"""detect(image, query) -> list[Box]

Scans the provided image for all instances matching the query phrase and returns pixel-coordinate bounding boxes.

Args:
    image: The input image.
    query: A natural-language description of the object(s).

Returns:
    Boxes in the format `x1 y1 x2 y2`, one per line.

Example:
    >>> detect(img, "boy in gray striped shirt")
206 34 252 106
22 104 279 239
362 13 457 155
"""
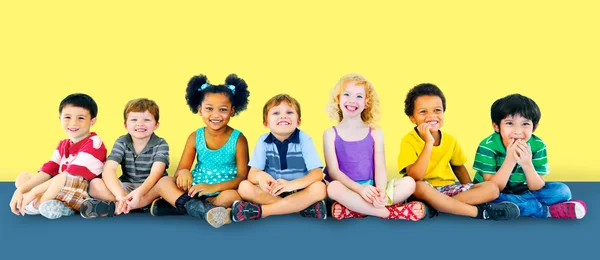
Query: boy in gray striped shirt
80 98 170 218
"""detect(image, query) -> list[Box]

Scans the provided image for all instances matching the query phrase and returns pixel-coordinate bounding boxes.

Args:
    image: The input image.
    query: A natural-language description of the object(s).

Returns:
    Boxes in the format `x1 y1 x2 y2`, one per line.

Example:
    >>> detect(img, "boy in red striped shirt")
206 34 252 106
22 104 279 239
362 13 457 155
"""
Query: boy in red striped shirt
9 93 107 219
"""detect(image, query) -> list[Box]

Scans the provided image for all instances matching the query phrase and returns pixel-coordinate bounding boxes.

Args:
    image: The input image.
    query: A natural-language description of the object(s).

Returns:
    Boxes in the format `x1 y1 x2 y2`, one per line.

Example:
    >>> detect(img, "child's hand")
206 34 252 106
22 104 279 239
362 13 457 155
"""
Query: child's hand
176 171 193 191
270 179 295 196
9 190 24 216
257 173 276 193
188 184 219 197
372 189 387 209
124 189 143 211
19 192 37 216
514 140 533 166
359 185 380 204
505 138 519 162
114 195 129 215
417 123 435 144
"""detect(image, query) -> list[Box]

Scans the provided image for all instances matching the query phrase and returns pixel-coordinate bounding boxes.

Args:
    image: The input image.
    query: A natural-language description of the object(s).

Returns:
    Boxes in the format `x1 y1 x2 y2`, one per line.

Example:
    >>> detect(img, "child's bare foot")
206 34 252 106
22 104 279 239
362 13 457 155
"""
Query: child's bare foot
331 202 366 220
385 201 425 221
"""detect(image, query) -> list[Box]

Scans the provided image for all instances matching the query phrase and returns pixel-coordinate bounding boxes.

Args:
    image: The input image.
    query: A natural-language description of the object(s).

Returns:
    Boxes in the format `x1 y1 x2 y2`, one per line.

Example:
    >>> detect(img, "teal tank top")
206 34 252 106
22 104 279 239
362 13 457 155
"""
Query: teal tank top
191 127 240 195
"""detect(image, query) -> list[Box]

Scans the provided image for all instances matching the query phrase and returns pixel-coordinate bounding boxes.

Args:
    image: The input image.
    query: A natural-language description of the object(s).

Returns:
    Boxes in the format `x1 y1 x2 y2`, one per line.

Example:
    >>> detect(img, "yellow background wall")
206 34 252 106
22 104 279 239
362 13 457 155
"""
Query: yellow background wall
1 1 598 181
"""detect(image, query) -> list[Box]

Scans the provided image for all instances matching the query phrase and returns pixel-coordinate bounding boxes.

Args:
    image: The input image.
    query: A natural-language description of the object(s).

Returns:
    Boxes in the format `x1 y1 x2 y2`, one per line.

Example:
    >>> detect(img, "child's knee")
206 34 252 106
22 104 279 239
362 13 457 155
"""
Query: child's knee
237 180 255 199
306 181 327 200
326 181 344 200
413 181 433 198
396 177 416 193
88 178 104 196
480 181 500 199
157 176 175 187
544 182 572 202
215 190 241 207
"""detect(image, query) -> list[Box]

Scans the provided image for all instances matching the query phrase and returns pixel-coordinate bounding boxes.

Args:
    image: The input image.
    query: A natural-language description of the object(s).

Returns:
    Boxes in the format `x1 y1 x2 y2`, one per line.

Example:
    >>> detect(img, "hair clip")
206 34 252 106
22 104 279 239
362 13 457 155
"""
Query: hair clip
227 85 236 94
198 83 210 91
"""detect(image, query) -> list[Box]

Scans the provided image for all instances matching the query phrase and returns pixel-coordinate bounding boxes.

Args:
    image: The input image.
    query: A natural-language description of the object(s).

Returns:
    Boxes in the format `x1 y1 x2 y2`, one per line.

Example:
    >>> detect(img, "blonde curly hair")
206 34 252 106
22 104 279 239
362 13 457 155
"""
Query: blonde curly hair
326 74 380 126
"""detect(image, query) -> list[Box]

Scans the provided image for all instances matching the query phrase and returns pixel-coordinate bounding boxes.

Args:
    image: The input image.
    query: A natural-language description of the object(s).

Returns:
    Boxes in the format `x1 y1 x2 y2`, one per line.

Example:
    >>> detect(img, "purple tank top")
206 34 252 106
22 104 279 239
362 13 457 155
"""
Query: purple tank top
324 126 375 182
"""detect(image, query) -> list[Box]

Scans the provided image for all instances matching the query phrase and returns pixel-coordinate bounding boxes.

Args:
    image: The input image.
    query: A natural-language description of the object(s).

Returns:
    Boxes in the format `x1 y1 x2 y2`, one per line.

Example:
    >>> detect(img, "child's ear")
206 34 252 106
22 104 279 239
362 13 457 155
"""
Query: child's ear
297 118 301 127
409 116 416 124
90 118 97 126
263 121 268 127
533 123 539 132
155 122 160 130
230 107 236 117
492 123 500 133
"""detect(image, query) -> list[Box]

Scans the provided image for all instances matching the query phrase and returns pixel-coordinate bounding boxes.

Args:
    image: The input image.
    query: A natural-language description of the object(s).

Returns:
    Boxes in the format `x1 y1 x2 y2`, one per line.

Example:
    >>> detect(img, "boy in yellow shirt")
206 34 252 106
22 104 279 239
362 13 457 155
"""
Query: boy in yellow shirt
398 83 519 220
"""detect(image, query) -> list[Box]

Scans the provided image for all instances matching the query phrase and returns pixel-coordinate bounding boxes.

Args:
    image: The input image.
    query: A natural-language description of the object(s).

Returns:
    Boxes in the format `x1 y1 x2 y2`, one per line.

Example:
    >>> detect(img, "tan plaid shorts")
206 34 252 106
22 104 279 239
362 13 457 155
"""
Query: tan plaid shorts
56 173 90 211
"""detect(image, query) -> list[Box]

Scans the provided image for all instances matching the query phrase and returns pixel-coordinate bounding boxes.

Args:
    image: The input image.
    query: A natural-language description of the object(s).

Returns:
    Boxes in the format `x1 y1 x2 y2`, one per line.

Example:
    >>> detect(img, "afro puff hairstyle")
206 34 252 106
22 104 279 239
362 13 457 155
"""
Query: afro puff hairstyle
185 73 250 115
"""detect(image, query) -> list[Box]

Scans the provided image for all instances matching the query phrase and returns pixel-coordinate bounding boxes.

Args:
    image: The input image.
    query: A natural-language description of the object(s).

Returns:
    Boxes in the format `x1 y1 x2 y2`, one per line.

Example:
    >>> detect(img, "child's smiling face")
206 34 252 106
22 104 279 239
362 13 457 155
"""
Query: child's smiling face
409 95 445 131
199 93 234 131
60 104 96 143
125 110 159 141
338 82 367 119
264 101 300 140
494 114 535 148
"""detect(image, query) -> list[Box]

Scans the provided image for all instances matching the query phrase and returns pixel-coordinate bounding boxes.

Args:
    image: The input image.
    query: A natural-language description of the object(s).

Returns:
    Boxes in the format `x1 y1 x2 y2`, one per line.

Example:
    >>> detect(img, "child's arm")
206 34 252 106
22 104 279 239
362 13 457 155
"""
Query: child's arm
372 129 389 204
451 165 472 184
322 129 362 192
102 160 128 199
27 177 53 197
248 167 276 193
14 172 52 195
10 171 53 214
404 125 435 181
174 131 197 191
482 139 517 190
272 168 323 195
514 140 545 190
405 144 433 182
17 176 57 215
126 161 167 207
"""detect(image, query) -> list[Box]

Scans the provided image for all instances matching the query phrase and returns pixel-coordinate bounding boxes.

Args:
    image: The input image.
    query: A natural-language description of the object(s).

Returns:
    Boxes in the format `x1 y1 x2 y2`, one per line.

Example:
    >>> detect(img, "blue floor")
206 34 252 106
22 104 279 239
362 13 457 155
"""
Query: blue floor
0 182 597 260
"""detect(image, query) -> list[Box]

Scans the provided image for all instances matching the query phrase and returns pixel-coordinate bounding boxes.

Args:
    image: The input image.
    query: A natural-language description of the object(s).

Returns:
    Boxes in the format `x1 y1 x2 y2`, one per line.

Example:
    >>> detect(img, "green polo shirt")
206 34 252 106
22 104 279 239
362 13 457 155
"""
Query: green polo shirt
472 132 549 194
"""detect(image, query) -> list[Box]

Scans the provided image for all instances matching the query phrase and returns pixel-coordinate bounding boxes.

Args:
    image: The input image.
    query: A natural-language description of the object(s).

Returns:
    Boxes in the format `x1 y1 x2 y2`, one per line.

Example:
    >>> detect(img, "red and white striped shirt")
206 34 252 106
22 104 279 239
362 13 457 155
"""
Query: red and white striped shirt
39 132 107 181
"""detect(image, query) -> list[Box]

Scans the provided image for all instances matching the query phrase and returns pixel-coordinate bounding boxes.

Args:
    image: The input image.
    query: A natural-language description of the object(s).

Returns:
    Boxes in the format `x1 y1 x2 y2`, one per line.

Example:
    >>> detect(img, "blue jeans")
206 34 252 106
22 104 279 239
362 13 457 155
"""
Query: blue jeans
491 182 572 218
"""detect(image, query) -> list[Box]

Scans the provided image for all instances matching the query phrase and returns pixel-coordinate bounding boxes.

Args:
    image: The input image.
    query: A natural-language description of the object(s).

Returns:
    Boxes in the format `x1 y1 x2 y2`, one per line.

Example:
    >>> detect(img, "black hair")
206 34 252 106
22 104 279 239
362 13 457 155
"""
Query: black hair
185 73 250 115
491 94 541 131
59 93 98 118
404 83 446 116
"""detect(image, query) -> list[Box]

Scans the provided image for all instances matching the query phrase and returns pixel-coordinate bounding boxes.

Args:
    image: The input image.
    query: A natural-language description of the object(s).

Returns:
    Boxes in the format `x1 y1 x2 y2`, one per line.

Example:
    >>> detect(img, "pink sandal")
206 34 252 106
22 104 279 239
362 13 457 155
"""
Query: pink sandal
331 202 366 220
386 201 426 221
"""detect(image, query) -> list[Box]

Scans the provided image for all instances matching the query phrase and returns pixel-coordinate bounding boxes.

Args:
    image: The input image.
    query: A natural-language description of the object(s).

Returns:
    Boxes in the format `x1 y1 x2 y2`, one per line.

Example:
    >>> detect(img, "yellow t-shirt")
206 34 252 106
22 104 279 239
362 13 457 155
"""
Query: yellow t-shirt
397 129 467 187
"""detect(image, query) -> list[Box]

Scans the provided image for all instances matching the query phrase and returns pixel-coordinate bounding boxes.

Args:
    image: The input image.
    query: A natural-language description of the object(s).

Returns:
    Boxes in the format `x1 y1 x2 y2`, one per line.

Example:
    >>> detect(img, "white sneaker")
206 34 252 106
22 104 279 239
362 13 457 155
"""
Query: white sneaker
39 200 75 219
23 199 40 215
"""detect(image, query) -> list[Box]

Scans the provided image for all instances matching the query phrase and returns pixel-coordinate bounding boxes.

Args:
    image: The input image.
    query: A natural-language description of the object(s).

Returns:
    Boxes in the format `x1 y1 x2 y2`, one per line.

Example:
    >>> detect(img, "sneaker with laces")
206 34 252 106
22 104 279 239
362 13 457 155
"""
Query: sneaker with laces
231 200 262 222
549 200 587 219
478 202 520 220
300 200 327 219
39 200 75 219
80 198 116 219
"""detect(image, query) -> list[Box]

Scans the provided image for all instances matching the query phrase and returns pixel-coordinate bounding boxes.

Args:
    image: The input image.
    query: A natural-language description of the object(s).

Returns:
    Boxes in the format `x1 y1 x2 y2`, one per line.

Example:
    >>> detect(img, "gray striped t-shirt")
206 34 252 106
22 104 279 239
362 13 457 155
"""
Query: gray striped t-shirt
107 133 169 183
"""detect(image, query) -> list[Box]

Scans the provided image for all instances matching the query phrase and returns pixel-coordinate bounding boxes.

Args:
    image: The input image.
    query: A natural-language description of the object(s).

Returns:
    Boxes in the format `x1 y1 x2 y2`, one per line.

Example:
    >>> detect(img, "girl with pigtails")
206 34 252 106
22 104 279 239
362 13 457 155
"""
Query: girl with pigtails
149 74 251 228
